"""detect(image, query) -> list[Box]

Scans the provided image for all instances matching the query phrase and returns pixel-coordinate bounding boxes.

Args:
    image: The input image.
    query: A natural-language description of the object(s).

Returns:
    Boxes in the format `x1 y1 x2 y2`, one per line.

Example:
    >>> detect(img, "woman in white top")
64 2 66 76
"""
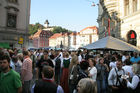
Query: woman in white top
88 58 97 81
125 64 140 92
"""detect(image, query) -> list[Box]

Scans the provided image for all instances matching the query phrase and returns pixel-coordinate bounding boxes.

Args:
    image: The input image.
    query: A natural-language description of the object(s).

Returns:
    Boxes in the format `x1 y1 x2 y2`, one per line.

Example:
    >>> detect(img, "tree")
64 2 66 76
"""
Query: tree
52 26 72 34
29 23 44 35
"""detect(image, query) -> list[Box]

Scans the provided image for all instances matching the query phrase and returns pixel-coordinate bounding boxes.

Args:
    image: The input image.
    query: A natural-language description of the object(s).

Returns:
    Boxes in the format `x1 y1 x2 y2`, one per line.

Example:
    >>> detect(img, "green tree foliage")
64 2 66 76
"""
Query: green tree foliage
52 26 72 34
29 23 44 35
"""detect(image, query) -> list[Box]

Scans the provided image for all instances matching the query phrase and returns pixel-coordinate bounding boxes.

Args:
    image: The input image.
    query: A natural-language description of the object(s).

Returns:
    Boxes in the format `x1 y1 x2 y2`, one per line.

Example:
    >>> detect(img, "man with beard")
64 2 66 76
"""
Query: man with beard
108 59 127 93
0 54 22 93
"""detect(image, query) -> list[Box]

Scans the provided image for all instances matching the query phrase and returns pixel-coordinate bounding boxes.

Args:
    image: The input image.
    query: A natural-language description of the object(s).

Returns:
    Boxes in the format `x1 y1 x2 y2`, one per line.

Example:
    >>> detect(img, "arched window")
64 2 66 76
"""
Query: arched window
127 30 137 46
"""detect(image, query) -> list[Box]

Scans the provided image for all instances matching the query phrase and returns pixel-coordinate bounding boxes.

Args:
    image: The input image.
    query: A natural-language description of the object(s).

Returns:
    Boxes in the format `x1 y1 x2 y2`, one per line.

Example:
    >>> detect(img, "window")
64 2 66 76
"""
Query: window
127 30 137 46
124 0 129 16
133 0 138 12
8 0 18 3
7 13 17 28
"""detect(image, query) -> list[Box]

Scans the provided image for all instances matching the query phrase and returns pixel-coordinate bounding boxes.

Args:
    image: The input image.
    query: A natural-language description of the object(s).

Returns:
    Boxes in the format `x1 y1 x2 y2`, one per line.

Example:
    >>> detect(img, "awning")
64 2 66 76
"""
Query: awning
0 43 10 48
82 36 140 52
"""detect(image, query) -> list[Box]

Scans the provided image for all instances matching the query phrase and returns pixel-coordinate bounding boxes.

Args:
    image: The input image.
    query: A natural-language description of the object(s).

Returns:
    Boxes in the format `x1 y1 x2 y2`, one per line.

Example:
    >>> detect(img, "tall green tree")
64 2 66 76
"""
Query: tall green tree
29 23 44 35
52 26 72 34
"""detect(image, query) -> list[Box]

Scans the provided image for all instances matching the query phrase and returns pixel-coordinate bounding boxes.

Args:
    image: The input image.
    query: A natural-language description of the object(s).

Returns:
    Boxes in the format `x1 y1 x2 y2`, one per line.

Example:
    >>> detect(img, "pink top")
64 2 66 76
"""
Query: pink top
21 57 33 81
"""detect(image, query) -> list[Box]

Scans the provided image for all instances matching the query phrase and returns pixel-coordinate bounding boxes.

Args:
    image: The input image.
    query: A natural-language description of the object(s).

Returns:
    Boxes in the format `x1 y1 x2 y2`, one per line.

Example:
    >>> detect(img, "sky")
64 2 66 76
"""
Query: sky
30 0 99 32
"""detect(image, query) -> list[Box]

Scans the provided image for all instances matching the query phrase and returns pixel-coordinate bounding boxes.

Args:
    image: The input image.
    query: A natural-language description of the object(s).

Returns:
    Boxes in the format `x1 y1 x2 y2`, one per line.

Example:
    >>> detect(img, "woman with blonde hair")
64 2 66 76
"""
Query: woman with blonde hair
69 53 78 70
69 54 79 93
77 78 97 93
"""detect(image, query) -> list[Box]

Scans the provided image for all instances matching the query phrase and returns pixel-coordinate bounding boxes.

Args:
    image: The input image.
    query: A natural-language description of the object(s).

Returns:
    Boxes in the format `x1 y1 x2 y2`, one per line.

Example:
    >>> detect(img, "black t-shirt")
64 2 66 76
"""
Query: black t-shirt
36 56 54 78
34 79 58 93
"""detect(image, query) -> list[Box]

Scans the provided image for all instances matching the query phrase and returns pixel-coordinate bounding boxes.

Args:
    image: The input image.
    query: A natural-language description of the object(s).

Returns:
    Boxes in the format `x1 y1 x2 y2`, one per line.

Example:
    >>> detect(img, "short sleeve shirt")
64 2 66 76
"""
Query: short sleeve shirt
130 57 140 63
0 69 22 93
22 57 33 81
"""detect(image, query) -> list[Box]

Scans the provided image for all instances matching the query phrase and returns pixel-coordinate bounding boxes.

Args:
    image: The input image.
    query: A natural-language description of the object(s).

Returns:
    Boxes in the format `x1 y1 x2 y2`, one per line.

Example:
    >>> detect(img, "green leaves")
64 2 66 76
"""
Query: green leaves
28 23 44 35
52 26 68 34
28 23 72 35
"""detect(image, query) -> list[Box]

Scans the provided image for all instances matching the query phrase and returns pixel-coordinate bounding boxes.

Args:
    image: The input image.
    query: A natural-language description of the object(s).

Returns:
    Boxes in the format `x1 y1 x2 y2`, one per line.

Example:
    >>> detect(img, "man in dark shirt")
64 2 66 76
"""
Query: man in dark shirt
36 50 54 79
32 66 64 93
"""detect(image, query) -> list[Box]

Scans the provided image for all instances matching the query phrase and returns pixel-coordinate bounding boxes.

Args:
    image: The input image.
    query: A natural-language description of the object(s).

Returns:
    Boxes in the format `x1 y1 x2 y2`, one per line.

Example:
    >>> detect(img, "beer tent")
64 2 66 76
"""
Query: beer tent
82 36 140 52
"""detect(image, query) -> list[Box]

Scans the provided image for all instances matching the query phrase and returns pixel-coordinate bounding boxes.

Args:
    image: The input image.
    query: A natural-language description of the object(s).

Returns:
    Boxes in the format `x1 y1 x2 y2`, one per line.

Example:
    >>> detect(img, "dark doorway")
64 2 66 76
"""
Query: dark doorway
127 30 137 46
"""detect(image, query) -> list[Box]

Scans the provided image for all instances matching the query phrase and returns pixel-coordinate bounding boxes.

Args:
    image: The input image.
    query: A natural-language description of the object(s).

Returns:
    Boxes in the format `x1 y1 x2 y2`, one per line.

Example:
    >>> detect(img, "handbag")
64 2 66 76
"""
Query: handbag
69 66 75 80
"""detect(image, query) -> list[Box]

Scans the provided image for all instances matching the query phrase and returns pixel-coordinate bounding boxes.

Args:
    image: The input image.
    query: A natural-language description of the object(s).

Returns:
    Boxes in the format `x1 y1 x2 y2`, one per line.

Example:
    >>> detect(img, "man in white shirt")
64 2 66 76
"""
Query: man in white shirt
108 59 127 93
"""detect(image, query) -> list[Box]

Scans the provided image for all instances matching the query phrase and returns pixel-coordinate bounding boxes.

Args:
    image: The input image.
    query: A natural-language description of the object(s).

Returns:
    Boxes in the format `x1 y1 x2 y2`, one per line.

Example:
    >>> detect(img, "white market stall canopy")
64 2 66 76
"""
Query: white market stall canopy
82 36 140 51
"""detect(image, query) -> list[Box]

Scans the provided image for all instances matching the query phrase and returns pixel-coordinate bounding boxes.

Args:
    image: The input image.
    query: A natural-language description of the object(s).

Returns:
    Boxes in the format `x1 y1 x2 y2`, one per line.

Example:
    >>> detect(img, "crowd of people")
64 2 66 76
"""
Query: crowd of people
0 47 140 93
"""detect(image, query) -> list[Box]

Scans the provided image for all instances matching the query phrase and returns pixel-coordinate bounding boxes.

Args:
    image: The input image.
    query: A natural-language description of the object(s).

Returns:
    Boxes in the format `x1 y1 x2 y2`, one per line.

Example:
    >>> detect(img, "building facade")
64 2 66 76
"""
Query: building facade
78 26 99 47
32 29 53 48
49 33 62 48
49 33 71 49
49 26 98 49
98 0 140 47
0 0 31 48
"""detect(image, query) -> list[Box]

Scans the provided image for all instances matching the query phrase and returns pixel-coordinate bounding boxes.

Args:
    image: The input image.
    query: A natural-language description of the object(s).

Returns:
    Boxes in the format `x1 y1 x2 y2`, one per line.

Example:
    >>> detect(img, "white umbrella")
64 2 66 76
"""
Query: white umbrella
82 36 140 51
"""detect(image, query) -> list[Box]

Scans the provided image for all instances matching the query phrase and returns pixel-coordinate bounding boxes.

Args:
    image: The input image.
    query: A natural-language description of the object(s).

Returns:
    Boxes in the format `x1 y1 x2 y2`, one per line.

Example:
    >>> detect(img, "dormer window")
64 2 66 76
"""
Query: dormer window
8 0 18 3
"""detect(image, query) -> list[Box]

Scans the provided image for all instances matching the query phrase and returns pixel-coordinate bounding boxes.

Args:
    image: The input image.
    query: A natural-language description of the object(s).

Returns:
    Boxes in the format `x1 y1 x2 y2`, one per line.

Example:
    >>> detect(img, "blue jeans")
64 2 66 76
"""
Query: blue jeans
97 79 106 93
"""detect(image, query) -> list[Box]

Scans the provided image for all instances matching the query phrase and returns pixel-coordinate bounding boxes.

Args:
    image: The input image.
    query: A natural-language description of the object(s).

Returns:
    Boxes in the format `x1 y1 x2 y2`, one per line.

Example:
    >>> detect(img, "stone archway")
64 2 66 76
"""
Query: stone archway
127 30 137 46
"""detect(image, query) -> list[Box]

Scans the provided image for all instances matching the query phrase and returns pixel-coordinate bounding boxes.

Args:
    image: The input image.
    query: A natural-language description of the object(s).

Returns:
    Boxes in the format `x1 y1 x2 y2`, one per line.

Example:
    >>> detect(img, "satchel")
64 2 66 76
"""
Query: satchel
69 66 75 80
115 68 127 88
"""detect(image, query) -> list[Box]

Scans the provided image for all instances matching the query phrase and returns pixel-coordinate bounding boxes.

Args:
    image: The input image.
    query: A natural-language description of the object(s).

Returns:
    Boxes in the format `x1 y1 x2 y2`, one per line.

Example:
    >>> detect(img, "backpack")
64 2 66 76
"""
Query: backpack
77 65 88 81
69 65 88 85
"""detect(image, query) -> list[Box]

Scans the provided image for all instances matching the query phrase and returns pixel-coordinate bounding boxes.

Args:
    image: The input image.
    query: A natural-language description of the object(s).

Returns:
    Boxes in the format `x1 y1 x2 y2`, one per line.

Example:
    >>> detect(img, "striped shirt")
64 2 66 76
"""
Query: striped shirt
21 57 33 81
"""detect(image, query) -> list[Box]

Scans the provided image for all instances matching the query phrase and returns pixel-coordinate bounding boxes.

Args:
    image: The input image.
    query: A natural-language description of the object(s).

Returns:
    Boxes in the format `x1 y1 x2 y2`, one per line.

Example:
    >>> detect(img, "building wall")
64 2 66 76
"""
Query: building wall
79 27 98 47
48 27 98 49
49 39 56 47
69 33 77 49
32 30 53 48
98 0 140 47
0 0 31 48
55 36 61 48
